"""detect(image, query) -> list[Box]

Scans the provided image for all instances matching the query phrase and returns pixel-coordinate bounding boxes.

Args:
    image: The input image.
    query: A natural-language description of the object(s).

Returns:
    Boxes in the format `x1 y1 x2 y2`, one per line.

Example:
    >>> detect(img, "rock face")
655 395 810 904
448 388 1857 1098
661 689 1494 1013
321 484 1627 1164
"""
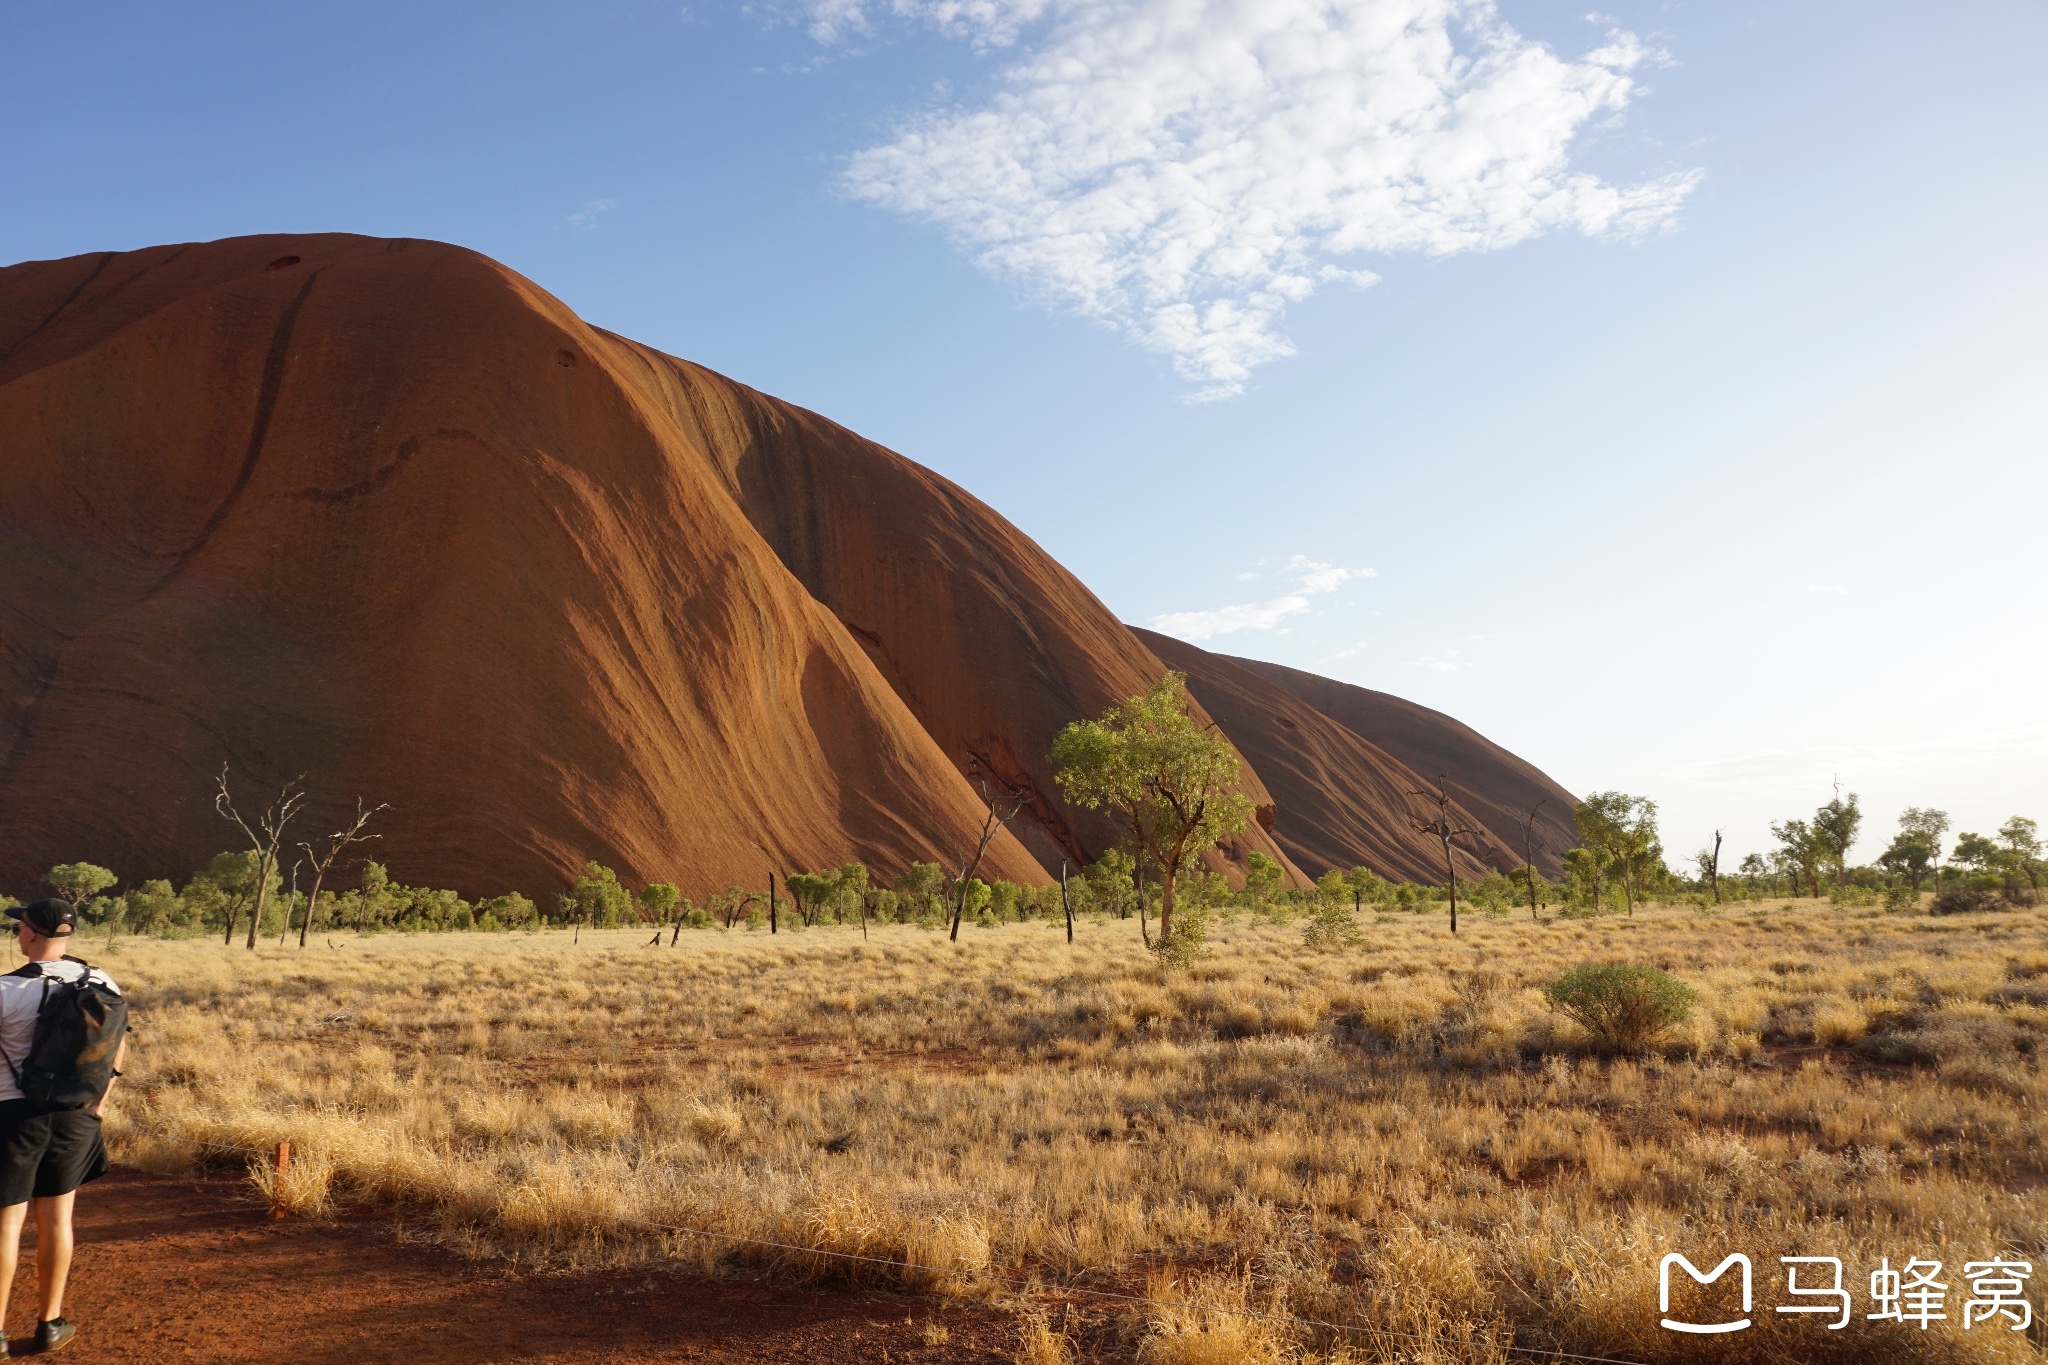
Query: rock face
0 233 1573 901
1136 631 1578 880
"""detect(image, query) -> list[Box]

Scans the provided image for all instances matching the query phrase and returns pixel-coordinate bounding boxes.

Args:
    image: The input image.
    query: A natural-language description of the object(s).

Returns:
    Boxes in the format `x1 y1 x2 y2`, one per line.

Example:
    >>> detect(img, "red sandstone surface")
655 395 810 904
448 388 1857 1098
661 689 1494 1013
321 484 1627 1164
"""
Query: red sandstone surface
0 233 1573 898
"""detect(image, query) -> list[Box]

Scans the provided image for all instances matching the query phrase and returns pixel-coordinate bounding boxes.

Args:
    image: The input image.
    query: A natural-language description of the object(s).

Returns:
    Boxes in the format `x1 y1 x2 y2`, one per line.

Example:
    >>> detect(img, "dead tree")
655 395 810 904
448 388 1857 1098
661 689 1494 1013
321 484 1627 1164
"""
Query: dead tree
1521 800 1548 922
280 860 300 947
295 799 387 948
1709 829 1723 904
1408 774 1478 936
1061 860 1074 944
216 767 308 950
948 771 1027 942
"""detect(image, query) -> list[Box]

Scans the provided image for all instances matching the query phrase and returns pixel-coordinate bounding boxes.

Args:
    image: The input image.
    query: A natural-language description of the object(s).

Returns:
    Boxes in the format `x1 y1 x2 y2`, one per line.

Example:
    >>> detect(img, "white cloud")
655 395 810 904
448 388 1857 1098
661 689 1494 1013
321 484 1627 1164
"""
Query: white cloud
821 0 1697 397
1150 553 1372 640
569 198 618 230
1412 649 1464 672
1154 595 1312 639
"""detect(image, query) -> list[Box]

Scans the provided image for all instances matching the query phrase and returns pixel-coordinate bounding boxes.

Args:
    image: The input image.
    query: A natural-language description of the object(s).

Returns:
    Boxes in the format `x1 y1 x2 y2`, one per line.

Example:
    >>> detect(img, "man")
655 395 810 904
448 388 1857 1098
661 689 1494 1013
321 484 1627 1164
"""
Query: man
0 899 123 1355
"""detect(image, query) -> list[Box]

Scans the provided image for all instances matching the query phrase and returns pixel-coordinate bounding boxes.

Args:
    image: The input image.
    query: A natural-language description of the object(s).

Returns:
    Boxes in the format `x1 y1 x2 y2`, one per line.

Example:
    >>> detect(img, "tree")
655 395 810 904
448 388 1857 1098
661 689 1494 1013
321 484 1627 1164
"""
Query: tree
947 770 1027 942
1241 852 1284 904
567 862 633 928
1409 775 1478 934
1899 807 1950 888
640 882 682 924
1520 801 1549 921
1052 673 1254 952
835 863 870 927
206 849 276 942
1877 831 1935 895
295 799 386 947
1692 830 1722 903
1951 832 2003 876
1736 851 1768 895
1997 816 2042 895
215 767 308 949
1576 792 1661 916
44 863 117 906
784 872 836 927
1769 818 1824 898
898 862 943 915
1811 792 1863 890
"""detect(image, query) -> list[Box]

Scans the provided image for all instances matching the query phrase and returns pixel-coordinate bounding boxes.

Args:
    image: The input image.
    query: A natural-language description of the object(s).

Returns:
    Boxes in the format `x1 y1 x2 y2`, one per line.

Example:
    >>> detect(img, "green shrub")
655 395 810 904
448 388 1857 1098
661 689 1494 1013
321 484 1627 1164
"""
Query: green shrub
1151 906 1211 968
1301 900 1363 951
1542 963 1698 1054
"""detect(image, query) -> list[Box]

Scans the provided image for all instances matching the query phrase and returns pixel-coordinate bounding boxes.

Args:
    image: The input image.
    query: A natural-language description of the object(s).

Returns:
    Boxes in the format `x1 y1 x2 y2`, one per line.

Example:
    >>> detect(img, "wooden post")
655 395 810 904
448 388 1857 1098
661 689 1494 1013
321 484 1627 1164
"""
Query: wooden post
271 1141 291 1220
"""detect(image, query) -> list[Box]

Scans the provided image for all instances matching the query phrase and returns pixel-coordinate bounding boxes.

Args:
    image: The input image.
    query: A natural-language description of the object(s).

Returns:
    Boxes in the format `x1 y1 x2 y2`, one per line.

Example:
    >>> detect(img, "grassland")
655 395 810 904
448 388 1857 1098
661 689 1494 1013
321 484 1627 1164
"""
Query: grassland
98 899 2048 1363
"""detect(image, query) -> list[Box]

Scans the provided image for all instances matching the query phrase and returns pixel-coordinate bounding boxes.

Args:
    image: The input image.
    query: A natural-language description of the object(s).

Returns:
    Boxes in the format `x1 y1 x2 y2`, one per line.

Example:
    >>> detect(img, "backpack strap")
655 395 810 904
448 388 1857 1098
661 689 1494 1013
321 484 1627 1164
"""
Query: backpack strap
0 975 52 1095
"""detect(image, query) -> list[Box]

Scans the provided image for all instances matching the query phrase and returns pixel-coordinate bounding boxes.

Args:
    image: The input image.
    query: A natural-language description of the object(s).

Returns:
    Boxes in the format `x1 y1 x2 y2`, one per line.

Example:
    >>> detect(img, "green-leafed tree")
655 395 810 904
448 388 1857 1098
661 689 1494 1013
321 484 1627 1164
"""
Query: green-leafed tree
1997 816 2042 895
1575 792 1662 916
1343 866 1387 913
834 862 870 924
1877 831 1935 895
1898 807 1951 889
568 862 633 927
1811 793 1863 890
895 862 945 924
640 882 682 924
1083 849 1136 918
784 872 837 927
1052 673 1255 954
1951 832 2003 876
1241 851 1283 904
1769 818 1825 898
44 863 116 905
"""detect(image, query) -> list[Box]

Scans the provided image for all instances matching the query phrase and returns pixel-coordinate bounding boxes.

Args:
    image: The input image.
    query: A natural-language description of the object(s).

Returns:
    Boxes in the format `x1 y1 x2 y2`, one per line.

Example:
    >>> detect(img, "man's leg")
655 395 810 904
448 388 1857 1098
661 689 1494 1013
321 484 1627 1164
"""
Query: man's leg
31 1192 74 1323
0 1201 27 1327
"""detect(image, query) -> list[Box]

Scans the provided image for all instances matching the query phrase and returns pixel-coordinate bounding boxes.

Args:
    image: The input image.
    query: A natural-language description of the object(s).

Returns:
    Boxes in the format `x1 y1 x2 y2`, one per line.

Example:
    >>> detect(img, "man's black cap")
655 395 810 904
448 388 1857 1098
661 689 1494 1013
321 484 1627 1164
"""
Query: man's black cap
4 899 76 937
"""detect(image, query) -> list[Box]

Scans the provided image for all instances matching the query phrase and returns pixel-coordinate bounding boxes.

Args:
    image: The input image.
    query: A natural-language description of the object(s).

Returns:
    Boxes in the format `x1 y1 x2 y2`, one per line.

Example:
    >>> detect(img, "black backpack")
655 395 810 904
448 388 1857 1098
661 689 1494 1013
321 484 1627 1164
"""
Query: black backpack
0 956 128 1112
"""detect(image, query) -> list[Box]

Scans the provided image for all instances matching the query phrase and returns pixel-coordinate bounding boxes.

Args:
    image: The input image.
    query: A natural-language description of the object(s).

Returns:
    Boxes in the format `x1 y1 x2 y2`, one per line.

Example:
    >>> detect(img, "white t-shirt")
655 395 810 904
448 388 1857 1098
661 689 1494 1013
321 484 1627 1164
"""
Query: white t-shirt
0 958 122 1105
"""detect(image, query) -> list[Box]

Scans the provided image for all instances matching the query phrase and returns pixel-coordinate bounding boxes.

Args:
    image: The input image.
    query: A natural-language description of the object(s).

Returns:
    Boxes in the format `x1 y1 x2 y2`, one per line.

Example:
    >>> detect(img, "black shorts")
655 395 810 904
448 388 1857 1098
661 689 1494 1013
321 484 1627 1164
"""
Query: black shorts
0 1100 108 1205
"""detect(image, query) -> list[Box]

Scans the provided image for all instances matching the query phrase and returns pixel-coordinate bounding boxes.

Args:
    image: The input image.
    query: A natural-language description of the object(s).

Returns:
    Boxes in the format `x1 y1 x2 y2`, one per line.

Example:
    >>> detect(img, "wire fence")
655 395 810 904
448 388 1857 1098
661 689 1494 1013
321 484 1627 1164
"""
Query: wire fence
118 1125 1649 1365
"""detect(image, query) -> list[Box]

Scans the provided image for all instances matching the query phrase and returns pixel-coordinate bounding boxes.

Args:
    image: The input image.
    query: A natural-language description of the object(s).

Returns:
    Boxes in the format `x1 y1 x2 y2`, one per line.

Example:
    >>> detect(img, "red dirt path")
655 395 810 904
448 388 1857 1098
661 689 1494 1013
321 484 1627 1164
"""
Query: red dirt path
15 1168 1014 1363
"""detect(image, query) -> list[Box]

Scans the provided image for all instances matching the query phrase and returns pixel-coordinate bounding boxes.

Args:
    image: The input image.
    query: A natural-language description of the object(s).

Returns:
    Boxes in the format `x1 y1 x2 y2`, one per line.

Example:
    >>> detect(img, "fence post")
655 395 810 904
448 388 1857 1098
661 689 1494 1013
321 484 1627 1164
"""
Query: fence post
271 1141 290 1219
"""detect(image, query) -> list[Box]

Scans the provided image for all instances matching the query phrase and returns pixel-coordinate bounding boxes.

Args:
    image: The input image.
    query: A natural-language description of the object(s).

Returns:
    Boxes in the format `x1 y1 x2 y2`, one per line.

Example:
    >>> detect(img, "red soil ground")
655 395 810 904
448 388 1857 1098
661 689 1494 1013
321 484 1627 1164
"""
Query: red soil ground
21 1167 1016 1363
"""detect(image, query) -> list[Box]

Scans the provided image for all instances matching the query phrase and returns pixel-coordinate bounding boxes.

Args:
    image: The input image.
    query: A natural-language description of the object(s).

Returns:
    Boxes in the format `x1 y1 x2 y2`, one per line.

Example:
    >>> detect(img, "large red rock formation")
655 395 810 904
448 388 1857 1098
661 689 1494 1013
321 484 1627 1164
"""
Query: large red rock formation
0 234 1313 898
1136 628 1579 878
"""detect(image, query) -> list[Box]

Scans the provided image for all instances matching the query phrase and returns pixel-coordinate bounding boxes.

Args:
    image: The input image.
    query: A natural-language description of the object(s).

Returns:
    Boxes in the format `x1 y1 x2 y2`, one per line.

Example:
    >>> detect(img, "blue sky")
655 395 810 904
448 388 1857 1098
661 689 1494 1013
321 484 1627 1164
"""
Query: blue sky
5 0 2044 869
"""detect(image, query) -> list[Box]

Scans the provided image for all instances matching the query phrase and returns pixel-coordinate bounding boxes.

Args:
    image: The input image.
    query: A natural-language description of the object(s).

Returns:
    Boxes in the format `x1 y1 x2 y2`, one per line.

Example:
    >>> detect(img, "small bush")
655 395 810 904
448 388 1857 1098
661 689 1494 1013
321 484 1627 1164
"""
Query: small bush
1541 963 1698 1054
1151 908 1211 969
1931 883 2005 916
1301 901 1363 951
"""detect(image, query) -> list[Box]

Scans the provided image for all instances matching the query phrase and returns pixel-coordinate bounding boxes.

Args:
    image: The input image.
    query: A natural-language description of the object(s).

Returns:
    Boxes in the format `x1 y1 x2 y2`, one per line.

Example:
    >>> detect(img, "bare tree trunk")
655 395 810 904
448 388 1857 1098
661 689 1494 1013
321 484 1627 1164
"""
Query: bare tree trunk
1061 861 1073 944
1710 830 1722 903
858 889 868 942
281 861 300 946
1441 831 1459 936
769 874 778 935
1522 800 1547 922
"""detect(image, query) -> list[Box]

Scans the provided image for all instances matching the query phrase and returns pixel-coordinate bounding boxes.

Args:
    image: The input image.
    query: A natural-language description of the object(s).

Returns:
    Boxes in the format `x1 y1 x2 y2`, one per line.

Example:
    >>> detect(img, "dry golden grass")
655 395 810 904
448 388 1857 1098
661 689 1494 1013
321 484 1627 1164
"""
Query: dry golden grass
95 900 2048 1362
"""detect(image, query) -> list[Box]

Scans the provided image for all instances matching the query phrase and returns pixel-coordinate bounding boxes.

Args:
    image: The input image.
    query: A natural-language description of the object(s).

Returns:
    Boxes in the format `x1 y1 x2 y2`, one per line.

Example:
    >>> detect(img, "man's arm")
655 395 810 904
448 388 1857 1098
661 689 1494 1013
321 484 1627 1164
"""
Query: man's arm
91 1034 128 1118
